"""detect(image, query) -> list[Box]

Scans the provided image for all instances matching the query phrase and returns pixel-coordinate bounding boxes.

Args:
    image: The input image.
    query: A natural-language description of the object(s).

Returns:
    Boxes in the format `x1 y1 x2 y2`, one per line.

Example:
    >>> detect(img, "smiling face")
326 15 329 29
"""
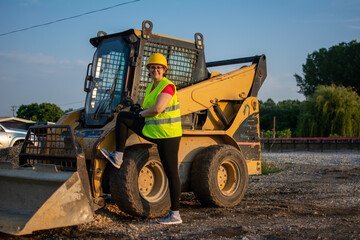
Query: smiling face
148 64 166 81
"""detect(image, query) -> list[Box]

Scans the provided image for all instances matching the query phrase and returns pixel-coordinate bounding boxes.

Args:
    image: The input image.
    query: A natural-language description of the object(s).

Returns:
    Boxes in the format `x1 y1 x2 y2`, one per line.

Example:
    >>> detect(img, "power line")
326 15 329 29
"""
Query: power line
0 0 140 37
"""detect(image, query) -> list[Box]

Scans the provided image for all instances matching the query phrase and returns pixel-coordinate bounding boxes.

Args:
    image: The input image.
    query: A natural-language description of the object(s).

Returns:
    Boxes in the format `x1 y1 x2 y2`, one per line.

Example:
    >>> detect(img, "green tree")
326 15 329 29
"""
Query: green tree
64 108 74 114
294 40 360 97
17 102 64 122
276 100 301 134
259 99 276 132
296 85 360 137
263 129 291 138
259 99 301 136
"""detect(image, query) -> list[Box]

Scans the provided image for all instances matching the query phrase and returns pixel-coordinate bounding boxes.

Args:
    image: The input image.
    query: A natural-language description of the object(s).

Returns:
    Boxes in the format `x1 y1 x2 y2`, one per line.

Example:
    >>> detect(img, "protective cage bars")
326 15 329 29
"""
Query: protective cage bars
91 51 127 112
137 41 198 102
19 125 78 171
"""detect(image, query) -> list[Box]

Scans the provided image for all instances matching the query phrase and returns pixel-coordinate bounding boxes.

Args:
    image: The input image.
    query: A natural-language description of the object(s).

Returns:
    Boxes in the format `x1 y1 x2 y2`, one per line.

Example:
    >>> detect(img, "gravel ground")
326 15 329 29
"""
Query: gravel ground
1 148 360 239
262 151 360 165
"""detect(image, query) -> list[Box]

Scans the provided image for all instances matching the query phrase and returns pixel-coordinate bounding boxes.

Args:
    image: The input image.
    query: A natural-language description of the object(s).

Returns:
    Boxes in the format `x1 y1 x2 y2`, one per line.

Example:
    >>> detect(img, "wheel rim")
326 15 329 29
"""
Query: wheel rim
217 159 240 196
138 160 168 203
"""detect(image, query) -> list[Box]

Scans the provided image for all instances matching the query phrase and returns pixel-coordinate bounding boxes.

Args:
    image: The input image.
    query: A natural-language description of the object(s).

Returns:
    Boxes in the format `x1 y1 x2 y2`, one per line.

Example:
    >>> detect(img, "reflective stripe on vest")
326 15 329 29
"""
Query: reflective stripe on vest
163 104 180 112
145 116 182 125
142 77 182 139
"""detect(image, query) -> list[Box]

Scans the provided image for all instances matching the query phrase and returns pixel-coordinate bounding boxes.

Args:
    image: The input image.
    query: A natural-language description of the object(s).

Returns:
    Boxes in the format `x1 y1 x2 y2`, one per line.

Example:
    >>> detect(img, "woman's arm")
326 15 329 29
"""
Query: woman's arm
140 93 173 117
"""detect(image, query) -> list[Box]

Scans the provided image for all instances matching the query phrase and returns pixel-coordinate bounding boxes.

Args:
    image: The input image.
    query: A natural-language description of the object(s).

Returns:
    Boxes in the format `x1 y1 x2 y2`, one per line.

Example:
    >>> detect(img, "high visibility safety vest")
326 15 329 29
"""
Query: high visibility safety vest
142 77 182 139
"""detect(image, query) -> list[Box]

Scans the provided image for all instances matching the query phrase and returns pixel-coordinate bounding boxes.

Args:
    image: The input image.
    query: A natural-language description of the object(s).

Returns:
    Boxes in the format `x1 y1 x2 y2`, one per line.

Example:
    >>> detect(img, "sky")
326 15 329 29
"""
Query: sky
0 0 359 117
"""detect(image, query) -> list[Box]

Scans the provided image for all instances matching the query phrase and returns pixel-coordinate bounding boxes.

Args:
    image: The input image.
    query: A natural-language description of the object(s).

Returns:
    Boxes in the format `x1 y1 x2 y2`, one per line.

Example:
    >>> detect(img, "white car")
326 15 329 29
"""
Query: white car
0 123 27 149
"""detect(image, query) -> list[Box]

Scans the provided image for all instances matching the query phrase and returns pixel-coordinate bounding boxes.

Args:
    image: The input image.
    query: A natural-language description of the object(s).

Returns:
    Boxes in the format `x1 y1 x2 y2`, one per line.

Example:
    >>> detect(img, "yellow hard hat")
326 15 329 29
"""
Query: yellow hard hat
146 53 168 70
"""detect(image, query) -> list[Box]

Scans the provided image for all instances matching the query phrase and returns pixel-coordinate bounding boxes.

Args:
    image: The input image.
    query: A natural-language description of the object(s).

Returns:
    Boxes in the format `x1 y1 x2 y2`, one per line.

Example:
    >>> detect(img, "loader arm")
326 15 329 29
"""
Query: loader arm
178 55 266 115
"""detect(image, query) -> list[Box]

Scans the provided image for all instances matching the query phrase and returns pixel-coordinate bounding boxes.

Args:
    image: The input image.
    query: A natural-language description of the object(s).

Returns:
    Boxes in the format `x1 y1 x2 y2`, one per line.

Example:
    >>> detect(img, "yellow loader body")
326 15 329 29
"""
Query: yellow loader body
0 20 266 235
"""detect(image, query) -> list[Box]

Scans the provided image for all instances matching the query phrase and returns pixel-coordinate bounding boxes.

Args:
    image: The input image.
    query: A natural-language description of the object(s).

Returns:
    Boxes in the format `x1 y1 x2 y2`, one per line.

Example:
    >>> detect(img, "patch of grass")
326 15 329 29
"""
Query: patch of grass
261 160 284 175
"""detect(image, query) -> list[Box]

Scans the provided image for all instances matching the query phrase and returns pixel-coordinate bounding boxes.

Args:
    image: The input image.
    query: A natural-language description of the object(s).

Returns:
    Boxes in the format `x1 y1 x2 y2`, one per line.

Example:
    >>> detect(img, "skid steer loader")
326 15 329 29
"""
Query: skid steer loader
0 20 266 235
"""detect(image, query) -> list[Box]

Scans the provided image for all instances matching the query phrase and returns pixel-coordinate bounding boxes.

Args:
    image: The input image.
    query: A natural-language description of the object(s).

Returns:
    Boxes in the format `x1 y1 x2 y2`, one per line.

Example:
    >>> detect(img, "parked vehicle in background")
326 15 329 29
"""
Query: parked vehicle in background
0 123 27 149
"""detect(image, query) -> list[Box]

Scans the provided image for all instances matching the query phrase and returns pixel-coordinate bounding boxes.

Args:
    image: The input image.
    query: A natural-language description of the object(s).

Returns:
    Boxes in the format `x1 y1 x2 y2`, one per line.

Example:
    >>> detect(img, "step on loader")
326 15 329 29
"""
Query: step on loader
0 20 266 235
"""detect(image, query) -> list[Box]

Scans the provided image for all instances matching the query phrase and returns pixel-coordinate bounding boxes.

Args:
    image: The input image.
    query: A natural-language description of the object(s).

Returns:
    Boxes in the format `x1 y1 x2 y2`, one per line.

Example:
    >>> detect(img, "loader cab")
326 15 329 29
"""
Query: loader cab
83 35 131 126
83 20 208 127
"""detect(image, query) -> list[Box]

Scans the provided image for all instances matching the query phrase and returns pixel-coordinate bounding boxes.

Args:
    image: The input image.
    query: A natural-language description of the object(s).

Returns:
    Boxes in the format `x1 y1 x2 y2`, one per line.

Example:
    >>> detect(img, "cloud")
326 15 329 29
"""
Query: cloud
347 25 360 29
0 52 55 65
19 0 39 7
339 18 360 23
0 51 87 68
258 73 305 103
297 17 360 25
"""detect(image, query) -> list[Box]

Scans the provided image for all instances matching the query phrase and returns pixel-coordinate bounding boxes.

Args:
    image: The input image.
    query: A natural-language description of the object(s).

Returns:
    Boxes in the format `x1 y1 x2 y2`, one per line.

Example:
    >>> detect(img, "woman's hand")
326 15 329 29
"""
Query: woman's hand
130 103 142 112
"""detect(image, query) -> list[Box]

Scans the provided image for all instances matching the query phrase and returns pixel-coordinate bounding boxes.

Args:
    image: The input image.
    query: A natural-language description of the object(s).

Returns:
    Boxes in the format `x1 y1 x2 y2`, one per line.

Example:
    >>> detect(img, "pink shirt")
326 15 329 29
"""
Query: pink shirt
150 84 175 96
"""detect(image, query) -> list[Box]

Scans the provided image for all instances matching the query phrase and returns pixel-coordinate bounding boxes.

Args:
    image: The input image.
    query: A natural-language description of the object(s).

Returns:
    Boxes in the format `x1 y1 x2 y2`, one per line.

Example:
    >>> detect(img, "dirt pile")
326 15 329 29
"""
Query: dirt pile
0 144 22 167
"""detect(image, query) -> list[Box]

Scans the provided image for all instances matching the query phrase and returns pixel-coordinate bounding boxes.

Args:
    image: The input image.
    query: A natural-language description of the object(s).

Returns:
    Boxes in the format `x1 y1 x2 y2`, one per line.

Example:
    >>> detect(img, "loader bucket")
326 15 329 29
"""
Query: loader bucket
0 125 95 235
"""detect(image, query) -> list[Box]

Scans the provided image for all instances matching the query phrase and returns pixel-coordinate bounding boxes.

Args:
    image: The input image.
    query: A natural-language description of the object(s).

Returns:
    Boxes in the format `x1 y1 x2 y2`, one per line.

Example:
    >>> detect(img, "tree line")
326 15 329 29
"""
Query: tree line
16 102 73 123
261 40 360 138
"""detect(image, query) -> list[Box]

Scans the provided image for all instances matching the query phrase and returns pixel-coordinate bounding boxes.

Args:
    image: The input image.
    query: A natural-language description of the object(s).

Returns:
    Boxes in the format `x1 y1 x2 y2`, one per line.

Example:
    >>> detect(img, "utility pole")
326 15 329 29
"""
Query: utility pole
273 116 276 138
11 106 17 117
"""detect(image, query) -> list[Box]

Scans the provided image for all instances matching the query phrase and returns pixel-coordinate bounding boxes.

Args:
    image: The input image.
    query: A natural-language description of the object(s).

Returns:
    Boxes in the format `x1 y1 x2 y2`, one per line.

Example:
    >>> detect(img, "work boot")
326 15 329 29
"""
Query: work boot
156 211 182 225
100 149 123 169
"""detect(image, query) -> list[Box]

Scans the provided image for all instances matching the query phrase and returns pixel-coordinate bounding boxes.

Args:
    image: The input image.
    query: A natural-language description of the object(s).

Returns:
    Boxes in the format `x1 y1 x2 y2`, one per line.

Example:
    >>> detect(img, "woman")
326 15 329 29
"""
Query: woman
100 53 183 225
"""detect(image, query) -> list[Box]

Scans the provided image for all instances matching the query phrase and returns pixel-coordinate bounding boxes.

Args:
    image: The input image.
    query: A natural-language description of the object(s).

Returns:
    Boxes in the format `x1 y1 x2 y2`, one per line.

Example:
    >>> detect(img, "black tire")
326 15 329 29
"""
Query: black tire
13 140 23 147
191 145 248 207
109 144 170 218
